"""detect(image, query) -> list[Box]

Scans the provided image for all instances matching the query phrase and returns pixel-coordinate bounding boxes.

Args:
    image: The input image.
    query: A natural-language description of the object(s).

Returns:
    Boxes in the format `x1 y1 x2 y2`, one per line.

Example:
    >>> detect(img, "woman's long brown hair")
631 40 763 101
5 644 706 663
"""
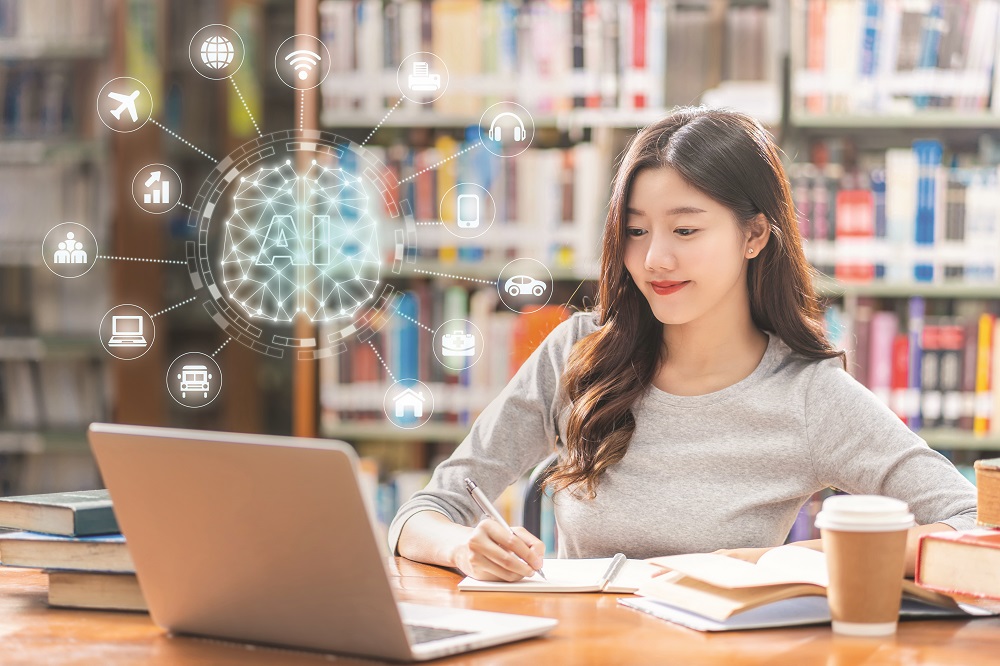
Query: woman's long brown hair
546 107 845 499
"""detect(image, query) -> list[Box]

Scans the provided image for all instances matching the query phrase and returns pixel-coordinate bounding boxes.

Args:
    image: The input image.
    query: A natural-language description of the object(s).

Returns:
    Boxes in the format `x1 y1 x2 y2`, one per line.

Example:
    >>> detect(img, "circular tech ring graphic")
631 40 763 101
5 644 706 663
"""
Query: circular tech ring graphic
185 129 418 360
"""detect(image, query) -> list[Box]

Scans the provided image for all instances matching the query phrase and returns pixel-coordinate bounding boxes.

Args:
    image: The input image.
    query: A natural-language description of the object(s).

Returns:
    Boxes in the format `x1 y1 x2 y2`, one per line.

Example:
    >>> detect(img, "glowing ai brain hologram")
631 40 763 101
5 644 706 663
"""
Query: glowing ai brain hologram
221 159 380 322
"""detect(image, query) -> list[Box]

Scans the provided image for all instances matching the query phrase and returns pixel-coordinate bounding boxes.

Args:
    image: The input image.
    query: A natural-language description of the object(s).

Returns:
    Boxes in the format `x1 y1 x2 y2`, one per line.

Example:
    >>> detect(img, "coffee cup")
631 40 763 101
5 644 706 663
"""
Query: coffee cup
814 495 915 636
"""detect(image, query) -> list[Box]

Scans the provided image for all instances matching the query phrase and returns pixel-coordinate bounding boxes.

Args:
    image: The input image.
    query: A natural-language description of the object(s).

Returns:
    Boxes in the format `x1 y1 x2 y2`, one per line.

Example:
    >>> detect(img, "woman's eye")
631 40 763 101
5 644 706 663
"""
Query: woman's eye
675 228 698 237
626 228 647 238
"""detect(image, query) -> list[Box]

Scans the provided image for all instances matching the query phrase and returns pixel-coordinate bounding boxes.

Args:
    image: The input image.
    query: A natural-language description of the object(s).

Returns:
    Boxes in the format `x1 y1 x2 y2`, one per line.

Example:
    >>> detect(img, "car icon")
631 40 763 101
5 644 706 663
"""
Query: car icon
504 275 547 297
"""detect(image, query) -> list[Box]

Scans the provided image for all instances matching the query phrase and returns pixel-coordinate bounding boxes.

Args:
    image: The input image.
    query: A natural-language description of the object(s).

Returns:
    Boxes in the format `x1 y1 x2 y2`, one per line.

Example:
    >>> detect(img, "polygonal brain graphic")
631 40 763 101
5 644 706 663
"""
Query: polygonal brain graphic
220 160 380 322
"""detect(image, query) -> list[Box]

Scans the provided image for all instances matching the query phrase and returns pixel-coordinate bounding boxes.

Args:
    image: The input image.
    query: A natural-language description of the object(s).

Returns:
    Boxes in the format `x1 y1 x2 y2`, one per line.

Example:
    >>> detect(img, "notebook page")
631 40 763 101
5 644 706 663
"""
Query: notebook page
457 557 620 592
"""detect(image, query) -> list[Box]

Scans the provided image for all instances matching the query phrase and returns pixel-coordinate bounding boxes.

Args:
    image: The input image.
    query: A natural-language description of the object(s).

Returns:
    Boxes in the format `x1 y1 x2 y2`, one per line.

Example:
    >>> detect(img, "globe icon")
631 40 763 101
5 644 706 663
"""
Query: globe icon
200 35 234 70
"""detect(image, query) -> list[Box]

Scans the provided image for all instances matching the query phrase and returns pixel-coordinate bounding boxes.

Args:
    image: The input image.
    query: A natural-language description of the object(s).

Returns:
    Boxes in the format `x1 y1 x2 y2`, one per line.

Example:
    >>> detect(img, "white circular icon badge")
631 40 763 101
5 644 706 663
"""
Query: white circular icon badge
97 77 152 133
383 380 434 430
43 223 98 279
100 304 155 361
167 352 222 408
189 24 246 79
132 163 182 214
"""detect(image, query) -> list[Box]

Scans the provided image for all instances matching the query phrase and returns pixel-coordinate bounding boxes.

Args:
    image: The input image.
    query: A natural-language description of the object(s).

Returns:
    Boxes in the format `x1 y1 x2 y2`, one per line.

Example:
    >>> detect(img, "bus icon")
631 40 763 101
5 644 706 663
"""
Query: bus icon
177 365 213 399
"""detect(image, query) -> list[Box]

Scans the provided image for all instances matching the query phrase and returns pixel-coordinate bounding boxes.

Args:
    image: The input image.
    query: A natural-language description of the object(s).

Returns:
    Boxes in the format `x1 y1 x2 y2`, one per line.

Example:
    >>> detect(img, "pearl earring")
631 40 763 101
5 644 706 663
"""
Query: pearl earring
748 248 754 255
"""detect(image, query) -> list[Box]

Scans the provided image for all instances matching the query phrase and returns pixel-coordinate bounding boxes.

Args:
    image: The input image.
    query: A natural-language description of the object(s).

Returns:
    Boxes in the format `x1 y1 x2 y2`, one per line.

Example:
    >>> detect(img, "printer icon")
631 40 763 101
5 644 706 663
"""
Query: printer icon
441 331 475 357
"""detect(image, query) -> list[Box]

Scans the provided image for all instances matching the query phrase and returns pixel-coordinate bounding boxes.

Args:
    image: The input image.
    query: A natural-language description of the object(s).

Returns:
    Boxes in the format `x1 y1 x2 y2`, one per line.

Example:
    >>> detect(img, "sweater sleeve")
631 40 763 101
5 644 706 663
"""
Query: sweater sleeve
386 312 597 555
805 357 978 531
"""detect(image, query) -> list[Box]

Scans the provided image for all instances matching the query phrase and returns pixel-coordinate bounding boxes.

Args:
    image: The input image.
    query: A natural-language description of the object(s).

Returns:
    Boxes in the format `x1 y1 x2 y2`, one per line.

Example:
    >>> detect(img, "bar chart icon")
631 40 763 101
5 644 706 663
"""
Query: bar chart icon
132 163 181 214
143 171 170 204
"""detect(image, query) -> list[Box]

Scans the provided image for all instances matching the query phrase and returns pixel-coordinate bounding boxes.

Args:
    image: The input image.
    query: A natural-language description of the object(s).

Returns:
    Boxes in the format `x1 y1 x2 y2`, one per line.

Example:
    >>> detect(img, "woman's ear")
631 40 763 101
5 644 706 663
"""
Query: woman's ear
745 213 771 257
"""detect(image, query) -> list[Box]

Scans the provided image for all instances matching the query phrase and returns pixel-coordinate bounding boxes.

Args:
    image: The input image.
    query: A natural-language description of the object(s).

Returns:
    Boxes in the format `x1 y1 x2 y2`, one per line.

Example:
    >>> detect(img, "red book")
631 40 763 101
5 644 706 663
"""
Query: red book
916 529 1000 612
833 189 875 282
890 333 910 425
631 0 647 108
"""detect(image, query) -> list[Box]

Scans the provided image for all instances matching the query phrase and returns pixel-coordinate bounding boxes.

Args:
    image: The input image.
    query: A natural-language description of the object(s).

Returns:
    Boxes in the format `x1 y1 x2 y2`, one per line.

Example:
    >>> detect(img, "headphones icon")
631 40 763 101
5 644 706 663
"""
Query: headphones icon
488 112 526 142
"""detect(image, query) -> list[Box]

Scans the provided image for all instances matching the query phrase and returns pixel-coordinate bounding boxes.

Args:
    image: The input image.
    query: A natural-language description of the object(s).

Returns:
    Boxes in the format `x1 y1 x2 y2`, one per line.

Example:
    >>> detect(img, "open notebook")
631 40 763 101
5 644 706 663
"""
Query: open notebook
620 545 996 632
457 554 660 593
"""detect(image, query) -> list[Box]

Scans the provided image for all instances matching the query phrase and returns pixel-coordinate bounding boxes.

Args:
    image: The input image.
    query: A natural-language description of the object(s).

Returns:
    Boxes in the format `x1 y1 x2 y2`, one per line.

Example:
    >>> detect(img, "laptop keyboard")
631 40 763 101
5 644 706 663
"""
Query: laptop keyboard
405 624 476 645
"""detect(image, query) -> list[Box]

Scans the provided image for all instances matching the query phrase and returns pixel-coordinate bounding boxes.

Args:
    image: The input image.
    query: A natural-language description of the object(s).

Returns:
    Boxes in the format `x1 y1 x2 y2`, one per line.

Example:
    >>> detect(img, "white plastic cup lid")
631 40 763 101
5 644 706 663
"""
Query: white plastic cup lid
814 495 915 532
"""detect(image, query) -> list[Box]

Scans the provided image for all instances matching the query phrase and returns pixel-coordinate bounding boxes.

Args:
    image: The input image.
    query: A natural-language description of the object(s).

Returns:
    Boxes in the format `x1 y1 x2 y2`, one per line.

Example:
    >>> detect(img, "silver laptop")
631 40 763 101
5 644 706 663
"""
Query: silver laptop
87 423 557 661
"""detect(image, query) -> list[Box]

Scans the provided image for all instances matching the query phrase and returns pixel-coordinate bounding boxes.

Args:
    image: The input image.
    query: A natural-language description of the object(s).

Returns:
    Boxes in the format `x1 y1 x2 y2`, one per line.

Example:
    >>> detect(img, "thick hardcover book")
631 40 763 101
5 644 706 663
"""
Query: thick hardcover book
0 532 133 573
0 490 117 536
47 571 146 612
916 529 1000 610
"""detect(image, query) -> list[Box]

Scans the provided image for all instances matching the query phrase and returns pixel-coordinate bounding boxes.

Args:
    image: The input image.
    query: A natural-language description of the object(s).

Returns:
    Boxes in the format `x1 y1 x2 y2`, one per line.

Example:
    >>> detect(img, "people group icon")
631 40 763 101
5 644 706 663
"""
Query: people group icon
53 232 88 264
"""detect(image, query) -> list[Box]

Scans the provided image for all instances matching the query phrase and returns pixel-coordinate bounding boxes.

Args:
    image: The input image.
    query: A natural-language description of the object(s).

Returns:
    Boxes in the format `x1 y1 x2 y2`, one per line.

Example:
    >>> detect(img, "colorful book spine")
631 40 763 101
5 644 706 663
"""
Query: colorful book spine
913 140 943 282
974 313 994 435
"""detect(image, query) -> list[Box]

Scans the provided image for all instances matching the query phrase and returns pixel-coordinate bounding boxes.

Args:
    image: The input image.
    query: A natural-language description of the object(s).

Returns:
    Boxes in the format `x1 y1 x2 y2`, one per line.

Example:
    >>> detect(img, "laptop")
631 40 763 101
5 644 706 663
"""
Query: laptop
87 423 557 662
107 316 147 346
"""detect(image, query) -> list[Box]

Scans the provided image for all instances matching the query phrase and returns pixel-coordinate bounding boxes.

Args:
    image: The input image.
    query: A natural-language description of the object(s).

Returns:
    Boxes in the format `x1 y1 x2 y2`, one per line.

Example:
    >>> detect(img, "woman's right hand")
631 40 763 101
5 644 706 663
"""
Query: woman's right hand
450 518 546 582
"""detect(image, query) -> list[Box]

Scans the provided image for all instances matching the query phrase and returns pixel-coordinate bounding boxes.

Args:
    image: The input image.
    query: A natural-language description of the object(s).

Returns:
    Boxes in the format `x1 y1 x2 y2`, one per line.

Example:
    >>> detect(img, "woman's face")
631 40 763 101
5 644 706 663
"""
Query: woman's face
622 167 750 327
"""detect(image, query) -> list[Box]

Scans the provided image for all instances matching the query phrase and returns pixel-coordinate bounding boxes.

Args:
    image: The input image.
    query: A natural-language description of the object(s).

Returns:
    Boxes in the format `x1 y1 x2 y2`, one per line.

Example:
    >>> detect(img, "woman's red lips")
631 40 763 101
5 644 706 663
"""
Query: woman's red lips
650 280 690 295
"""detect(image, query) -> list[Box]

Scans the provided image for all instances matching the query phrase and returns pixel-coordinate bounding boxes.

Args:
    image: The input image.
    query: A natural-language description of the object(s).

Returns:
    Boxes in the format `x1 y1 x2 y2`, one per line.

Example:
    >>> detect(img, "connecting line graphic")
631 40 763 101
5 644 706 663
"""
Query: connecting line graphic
149 296 197 319
415 222 443 226
210 338 231 358
97 255 186 265
176 201 195 212
368 341 396 383
392 303 434 333
299 90 305 130
229 77 262 137
361 98 402 146
398 142 482 185
150 119 216 162
411 268 496 286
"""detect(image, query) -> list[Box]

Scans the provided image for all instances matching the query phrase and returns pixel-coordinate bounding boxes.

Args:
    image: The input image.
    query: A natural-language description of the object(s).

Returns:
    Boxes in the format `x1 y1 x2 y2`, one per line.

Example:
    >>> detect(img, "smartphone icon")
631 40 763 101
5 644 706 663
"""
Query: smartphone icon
457 193 480 229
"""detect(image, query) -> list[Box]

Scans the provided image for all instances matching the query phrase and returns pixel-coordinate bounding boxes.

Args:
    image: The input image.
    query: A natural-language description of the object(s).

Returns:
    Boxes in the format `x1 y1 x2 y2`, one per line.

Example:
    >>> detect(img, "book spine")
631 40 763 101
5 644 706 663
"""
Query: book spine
908 297 925 429
974 313 994 435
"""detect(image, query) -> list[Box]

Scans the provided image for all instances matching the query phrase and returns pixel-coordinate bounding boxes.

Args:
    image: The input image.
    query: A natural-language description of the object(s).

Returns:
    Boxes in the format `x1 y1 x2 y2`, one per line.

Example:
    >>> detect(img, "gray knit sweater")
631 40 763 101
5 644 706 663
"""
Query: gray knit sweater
388 312 978 559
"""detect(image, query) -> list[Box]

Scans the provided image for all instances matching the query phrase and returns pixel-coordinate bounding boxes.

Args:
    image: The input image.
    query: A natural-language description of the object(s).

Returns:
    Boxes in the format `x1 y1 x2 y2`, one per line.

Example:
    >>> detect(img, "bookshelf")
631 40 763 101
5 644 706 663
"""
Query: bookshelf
0 0 112 494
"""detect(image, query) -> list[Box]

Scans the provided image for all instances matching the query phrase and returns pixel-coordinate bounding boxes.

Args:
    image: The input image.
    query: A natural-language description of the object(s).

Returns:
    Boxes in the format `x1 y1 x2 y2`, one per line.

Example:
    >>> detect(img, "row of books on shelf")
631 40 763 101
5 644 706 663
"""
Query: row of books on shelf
792 0 1000 115
363 133 608 270
0 266 109 337
0 160 105 259
320 280 571 426
0 358 108 431
319 0 775 118
791 139 1000 283
0 63 85 139
826 297 1000 436
0 0 106 41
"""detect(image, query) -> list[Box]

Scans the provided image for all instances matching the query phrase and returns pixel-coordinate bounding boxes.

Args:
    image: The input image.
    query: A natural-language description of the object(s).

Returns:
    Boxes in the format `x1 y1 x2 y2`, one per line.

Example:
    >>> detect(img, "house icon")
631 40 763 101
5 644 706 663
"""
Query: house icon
393 387 426 419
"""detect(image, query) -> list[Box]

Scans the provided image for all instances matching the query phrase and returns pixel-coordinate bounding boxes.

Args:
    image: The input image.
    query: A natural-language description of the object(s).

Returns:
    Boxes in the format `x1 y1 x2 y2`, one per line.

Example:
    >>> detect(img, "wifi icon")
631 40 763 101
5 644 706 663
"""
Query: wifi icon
285 49 322 81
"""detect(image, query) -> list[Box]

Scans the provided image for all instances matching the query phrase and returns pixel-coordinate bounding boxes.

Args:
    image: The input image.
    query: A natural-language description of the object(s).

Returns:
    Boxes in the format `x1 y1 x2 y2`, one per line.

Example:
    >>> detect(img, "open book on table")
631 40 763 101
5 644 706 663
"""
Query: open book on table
457 553 660 593
619 545 996 632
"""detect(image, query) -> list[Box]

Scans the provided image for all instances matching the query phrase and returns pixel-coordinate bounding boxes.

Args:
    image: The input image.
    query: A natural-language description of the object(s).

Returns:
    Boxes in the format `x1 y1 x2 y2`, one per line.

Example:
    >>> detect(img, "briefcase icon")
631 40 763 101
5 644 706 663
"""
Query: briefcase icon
441 331 476 357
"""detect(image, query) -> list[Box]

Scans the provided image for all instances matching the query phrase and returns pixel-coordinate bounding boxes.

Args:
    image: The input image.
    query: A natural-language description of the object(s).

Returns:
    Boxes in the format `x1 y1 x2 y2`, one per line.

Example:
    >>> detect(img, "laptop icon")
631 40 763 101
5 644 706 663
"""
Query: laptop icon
108 315 147 347
87 424 558 661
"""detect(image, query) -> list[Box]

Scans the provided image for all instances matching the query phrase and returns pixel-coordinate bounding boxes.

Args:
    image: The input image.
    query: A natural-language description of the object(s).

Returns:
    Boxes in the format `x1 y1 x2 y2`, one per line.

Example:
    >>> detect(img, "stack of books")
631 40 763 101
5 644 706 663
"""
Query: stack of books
0 489 145 612
915 459 1000 609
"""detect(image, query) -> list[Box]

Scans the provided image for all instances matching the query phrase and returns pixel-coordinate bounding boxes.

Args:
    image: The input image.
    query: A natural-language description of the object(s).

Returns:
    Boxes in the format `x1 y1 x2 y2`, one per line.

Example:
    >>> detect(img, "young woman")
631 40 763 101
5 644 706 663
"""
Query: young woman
389 107 977 582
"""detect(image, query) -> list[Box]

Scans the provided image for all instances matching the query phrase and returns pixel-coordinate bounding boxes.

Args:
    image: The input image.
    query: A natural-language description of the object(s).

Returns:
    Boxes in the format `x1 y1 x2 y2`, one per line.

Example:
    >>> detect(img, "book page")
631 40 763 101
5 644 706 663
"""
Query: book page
647 545 828 589
457 557 618 592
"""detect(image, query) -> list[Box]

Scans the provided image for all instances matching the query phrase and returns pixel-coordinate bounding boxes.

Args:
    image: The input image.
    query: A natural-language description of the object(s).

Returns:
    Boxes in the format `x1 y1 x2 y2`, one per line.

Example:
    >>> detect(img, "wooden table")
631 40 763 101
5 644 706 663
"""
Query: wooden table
3 559 1000 665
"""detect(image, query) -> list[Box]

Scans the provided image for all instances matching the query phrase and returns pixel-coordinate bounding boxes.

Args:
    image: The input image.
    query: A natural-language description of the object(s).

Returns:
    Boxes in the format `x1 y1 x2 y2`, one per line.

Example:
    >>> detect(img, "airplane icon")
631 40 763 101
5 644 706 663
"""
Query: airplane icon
107 90 141 122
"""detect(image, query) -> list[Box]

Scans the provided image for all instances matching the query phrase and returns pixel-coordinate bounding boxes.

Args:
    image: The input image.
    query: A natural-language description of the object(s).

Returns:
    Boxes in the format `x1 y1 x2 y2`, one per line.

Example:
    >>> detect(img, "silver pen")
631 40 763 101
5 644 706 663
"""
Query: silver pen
464 477 546 580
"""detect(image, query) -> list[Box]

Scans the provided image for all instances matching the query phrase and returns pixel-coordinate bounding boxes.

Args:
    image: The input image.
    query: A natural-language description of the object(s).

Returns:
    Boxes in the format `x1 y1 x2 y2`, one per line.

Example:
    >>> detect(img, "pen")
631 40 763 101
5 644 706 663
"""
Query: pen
464 477 546 580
